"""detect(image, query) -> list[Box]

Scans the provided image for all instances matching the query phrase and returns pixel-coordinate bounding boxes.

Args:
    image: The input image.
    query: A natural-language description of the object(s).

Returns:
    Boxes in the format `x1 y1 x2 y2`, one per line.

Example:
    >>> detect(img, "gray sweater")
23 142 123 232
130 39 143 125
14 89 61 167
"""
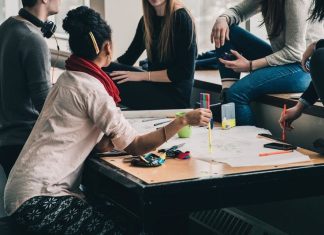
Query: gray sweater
223 0 324 66
0 17 51 147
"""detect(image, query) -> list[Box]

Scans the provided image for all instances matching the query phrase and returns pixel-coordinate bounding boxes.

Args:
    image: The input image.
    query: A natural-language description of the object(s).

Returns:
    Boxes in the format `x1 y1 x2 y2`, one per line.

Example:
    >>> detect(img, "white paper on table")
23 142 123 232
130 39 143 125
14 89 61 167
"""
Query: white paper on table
125 118 310 167
122 109 193 119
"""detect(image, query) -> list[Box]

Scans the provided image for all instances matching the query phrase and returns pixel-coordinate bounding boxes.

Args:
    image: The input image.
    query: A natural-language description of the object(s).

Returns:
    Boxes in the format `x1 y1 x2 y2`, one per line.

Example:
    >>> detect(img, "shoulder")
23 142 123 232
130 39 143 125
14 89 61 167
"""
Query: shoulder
59 71 108 98
173 8 193 23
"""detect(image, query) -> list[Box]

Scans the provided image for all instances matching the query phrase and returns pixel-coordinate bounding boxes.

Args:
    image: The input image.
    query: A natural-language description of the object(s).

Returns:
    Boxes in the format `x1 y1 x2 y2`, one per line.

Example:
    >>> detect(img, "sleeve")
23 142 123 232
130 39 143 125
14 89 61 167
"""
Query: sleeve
223 0 262 26
167 10 197 84
117 17 146 66
20 33 51 113
265 0 312 66
86 90 138 150
300 82 319 106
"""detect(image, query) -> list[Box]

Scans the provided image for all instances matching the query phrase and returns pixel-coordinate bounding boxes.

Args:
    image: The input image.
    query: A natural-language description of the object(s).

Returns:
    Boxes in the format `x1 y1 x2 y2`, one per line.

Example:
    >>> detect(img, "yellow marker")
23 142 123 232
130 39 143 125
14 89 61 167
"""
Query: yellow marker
208 122 213 153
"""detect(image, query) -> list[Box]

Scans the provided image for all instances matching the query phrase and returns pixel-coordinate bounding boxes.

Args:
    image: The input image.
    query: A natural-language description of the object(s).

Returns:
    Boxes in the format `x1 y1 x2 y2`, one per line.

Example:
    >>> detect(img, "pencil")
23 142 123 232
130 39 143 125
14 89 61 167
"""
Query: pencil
208 122 212 153
282 104 287 141
153 120 171 126
259 150 293 157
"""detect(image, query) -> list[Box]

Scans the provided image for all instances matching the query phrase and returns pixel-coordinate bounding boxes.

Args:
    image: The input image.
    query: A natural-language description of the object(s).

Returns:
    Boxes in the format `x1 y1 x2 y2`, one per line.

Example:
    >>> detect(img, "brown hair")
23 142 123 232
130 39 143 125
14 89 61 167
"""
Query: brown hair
142 0 194 62
261 0 286 39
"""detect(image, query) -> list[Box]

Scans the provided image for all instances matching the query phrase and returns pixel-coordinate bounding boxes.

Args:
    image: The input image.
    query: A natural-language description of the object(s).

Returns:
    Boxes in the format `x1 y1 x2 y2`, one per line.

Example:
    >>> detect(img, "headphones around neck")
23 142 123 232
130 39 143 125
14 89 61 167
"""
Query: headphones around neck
18 8 56 38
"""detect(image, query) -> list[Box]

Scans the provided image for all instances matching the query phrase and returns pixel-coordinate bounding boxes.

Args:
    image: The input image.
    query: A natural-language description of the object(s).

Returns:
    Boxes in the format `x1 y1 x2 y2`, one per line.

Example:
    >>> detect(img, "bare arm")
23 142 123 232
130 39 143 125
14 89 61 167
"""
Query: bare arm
125 108 212 155
110 69 171 84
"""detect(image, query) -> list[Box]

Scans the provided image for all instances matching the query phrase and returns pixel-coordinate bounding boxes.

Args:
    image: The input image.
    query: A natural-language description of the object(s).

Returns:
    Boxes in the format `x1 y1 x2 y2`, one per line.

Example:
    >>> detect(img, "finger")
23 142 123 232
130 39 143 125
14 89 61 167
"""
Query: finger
219 58 235 66
117 78 128 84
110 71 127 77
230 50 241 59
226 28 230 41
201 117 211 123
111 75 128 81
215 29 221 48
219 29 226 47
211 28 216 44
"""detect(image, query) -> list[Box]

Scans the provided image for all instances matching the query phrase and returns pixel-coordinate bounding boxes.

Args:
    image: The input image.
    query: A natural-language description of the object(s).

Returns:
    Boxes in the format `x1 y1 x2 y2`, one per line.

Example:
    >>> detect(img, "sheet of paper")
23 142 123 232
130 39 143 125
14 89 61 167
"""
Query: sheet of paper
126 117 310 167
123 109 193 119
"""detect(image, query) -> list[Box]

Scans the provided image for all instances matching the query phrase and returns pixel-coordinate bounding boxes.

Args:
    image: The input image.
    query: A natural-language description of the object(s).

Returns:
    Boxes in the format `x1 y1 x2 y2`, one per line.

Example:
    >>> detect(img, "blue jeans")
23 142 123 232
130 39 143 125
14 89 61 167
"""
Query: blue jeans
219 25 311 125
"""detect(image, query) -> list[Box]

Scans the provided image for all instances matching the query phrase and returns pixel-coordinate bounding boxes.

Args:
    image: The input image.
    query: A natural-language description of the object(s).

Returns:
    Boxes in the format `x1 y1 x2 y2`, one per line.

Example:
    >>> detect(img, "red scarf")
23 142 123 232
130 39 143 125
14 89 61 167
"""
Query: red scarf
65 55 121 104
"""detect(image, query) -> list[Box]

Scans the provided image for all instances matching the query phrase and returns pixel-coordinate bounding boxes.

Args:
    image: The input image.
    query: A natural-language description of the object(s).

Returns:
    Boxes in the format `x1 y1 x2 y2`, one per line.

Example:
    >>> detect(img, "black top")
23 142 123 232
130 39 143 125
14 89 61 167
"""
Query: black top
117 8 197 106
301 82 318 105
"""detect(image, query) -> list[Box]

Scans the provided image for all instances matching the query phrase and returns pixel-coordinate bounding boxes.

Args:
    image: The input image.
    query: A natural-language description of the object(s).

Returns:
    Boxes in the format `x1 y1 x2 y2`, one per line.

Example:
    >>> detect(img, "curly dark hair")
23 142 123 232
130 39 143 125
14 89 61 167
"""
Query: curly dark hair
22 0 37 7
63 6 112 60
310 0 324 22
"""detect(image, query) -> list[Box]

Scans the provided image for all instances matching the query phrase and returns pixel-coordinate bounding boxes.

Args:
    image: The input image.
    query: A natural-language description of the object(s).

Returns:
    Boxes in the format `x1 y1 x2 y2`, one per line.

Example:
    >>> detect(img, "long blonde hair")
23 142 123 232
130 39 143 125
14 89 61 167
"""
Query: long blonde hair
142 0 194 63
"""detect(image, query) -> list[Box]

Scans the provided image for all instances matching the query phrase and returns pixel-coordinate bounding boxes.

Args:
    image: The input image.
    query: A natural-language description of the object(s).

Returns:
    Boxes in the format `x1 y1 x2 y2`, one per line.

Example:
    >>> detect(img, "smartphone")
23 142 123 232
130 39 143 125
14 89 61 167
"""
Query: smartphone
222 52 237 61
264 142 297 151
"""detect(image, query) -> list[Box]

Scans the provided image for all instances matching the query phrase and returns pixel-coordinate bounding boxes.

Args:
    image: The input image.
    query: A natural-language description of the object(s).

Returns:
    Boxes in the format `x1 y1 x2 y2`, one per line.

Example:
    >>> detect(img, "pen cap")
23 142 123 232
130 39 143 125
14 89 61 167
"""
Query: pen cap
221 103 236 129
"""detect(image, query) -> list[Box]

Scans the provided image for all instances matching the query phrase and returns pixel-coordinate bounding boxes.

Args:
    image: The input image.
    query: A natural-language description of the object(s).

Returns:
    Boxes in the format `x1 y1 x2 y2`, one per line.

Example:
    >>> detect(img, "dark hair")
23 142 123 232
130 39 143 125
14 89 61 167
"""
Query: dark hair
22 0 38 8
310 0 324 22
260 0 286 39
63 6 112 60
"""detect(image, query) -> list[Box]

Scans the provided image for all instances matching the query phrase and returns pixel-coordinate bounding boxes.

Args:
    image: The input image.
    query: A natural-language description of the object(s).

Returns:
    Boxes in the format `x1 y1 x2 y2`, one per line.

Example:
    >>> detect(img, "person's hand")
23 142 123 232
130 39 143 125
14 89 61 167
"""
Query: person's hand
211 16 230 48
184 108 212 126
110 71 147 84
301 42 316 72
95 135 114 153
219 50 250 73
279 102 304 131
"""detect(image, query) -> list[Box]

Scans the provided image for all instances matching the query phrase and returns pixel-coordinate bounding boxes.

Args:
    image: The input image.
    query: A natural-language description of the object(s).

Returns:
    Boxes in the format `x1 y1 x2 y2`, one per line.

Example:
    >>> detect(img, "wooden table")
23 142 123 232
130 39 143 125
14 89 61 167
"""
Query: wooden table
83 149 324 234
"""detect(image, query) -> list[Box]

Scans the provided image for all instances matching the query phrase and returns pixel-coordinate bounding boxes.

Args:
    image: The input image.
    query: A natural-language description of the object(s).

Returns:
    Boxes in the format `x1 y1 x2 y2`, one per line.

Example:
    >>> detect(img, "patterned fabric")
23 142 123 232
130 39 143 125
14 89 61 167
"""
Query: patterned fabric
12 196 125 235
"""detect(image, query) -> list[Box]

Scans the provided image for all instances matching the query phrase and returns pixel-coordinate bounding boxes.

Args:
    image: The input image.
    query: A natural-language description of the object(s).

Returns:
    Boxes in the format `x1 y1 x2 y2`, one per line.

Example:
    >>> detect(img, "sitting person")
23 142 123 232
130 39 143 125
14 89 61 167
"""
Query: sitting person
211 0 324 125
0 0 60 176
279 0 324 146
105 0 197 110
4 6 211 234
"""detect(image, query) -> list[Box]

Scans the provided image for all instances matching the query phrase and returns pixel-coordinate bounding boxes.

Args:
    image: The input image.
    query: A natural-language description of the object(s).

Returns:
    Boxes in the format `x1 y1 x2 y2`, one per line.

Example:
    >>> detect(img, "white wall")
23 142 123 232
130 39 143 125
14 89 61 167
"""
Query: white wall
105 0 143 62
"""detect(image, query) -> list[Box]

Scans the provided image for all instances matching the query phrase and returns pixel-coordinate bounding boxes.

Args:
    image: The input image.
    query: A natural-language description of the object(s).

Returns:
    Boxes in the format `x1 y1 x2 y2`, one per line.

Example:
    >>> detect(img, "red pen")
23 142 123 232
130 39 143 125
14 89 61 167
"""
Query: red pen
259 150 293 157
282 104 287 141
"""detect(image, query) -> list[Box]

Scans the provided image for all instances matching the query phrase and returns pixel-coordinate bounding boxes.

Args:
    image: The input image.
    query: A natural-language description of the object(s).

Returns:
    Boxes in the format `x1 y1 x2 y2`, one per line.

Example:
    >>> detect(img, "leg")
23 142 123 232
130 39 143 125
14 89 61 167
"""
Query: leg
310 48 324 105
116 81 189 109
12 196 134 235
0 145 24 177
227 63 311 125
218 25 273 80
103 63 190 109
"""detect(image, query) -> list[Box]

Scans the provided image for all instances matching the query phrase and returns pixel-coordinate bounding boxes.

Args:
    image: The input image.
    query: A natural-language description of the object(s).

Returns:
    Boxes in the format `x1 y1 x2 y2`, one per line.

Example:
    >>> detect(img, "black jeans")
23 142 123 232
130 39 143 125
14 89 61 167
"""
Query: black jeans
103 62 190 110
310 48 324 105
0 145 23 177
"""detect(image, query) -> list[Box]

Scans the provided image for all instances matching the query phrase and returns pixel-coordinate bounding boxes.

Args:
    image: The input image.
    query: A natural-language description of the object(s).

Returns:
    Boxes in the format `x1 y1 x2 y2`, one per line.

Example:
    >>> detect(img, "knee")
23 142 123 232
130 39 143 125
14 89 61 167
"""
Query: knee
310 48 324 75
226 85 248 104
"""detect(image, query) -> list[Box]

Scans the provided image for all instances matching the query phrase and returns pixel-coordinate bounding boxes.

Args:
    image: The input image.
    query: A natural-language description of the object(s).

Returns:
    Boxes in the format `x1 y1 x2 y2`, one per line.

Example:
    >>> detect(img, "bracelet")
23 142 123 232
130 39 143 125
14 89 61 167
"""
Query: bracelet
162 126 167 142
148 72 151 82
249 60 253 73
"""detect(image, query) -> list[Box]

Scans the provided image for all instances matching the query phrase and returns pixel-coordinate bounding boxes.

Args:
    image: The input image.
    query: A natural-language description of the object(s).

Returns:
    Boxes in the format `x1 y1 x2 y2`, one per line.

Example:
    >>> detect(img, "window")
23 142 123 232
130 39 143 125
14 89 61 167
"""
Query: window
0 1 5 23
54 0 90 37
183 0 241 53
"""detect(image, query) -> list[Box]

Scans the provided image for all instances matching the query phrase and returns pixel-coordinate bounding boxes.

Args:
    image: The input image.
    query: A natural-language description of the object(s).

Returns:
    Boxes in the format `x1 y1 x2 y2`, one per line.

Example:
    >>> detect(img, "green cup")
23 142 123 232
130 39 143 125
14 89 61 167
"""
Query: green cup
176 112 192 138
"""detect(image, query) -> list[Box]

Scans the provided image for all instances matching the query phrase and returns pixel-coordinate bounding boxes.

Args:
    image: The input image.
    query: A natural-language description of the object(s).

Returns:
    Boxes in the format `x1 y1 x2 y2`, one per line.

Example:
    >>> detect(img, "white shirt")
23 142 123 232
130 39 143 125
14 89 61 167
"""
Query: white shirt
4 70 137 215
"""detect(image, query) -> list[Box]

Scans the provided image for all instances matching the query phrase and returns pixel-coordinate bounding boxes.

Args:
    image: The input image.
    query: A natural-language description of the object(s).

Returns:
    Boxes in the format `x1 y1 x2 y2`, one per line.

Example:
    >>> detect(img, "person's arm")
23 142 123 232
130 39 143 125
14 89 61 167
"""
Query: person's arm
20 33 51 113
166 9 197 85
117 17 146 66
265 0 312 66
86 89 212 155
211 0 262 47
